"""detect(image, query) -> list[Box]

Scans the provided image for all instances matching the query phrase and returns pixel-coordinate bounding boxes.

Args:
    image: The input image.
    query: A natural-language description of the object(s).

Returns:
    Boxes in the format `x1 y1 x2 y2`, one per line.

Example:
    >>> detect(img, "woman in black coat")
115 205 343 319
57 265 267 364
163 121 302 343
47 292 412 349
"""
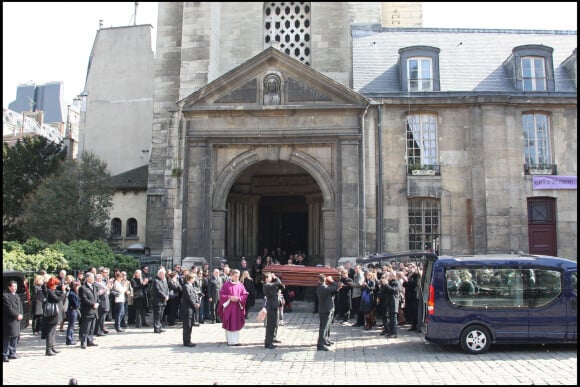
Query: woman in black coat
31 275 45 335
240 271 255 318
166 271 182 326
44 276 65 356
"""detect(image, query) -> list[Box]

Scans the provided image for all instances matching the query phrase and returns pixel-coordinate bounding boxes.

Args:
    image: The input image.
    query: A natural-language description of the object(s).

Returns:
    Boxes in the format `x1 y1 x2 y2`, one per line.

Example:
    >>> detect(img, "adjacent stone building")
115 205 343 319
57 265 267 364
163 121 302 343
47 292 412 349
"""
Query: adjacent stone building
353 26 577 259
79 24 154 250
109 165 148 250
78 24 154 176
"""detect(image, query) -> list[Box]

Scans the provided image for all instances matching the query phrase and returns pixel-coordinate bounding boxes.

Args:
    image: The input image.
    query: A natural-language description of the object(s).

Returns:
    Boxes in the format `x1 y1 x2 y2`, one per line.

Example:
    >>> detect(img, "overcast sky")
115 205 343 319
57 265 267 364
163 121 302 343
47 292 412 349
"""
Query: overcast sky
3 2 577 108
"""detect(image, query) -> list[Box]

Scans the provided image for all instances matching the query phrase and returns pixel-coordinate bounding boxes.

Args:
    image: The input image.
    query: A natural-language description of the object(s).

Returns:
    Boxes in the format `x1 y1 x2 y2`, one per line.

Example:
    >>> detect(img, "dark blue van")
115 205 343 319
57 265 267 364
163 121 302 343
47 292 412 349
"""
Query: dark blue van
421 254 577 354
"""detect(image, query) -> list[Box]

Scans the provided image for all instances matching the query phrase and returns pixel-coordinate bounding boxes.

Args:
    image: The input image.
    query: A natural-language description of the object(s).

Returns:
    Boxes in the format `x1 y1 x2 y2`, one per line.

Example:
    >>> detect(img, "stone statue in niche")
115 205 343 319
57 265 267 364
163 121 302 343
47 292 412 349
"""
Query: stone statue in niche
263 74 281 105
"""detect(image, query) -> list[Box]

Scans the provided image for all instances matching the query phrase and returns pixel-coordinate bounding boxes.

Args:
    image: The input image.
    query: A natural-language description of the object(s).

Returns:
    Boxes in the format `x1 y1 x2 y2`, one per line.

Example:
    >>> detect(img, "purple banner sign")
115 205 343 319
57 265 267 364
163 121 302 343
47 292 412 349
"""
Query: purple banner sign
532 176 577 190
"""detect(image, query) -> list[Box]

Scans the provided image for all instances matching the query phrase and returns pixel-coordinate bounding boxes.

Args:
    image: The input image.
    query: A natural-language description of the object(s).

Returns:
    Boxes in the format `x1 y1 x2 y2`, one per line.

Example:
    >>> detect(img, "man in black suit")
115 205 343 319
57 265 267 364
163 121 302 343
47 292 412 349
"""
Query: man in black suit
403 263 421 331
78 272 99 349
181 273 200 347
380 271 402 338
207 268 223 324
262 272 284 349
3 281 23 362
315 274 341 351
152 267 169 333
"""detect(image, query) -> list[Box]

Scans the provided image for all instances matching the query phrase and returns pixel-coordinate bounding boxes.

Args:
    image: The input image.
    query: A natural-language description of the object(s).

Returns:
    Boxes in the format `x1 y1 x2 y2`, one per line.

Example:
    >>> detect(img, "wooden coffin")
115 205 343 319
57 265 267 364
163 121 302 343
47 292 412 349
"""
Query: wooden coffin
263 264 339 286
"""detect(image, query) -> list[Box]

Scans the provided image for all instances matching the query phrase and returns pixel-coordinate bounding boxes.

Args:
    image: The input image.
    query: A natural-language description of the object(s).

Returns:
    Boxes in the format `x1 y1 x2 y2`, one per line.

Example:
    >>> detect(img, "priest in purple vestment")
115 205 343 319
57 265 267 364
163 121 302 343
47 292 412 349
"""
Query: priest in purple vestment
217 269 249 345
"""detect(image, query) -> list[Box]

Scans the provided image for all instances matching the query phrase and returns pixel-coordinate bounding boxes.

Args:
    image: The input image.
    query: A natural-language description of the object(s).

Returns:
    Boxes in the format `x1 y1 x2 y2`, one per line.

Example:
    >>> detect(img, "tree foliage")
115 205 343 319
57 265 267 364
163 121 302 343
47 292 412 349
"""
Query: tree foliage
3 137 67 241
21 151 114 243
21 237 50 255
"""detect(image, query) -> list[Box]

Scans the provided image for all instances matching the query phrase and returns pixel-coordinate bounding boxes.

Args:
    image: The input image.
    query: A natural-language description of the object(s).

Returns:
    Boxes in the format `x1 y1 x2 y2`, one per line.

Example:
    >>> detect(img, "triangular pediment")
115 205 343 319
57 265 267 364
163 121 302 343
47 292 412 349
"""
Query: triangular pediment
180 47 368 111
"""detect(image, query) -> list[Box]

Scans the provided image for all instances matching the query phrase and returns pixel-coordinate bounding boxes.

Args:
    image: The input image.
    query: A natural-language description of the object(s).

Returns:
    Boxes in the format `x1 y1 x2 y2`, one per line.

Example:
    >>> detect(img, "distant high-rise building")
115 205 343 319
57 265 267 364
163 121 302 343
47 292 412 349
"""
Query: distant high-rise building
4 81 79 158
8 81 66 123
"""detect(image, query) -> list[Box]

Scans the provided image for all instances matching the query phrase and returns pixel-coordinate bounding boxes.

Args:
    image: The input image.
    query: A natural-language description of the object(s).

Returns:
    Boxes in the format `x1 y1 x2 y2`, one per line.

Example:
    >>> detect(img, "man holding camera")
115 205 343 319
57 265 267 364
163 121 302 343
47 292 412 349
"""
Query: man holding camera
315 274 341 351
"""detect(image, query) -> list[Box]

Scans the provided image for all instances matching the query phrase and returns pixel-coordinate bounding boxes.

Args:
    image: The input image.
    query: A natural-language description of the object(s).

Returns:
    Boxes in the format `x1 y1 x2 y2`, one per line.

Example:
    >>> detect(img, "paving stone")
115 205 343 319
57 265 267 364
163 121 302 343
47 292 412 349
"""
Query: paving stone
2 300 577 385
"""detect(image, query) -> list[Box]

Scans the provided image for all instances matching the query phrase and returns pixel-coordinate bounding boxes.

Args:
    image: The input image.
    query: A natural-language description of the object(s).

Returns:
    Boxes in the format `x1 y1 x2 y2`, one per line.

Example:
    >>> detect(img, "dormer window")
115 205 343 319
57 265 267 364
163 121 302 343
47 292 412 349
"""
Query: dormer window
562 48 577 89
504 45 555 92
408 58 432 91
522 57 546 91
399 46 440 92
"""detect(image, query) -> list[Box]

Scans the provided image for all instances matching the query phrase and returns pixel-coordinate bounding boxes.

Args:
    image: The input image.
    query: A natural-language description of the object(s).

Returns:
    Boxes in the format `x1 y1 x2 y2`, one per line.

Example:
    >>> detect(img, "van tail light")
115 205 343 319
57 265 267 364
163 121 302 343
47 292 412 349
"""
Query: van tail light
427 284 435 315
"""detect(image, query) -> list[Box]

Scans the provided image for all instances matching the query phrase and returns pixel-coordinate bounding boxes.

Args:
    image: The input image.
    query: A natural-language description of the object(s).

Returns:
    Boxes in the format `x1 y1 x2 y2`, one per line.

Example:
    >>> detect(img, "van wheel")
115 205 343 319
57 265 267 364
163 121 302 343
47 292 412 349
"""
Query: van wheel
460 325 491 354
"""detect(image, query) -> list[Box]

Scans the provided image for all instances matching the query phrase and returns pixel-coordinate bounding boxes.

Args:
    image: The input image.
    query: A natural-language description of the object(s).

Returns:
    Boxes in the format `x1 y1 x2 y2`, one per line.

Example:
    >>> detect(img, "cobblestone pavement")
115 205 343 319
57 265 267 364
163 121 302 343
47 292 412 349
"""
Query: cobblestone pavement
3 301 577 385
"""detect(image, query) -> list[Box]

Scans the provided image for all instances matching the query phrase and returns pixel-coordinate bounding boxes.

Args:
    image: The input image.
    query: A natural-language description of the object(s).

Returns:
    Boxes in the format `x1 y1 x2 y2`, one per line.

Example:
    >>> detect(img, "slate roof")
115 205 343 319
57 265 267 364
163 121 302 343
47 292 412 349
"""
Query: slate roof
110 164 148 190
352 26 577 97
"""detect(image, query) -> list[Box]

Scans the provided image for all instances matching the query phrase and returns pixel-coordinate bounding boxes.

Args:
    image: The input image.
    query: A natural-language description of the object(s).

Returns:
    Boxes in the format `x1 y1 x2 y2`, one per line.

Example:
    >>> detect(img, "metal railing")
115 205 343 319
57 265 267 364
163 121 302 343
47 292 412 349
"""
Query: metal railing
407 164 441 176
524 163 557 175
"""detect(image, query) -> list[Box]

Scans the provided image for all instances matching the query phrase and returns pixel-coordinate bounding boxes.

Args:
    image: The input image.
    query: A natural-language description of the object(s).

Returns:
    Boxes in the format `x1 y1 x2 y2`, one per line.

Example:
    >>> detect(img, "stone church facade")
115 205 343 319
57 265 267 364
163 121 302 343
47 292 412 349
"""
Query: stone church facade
144 2 577 265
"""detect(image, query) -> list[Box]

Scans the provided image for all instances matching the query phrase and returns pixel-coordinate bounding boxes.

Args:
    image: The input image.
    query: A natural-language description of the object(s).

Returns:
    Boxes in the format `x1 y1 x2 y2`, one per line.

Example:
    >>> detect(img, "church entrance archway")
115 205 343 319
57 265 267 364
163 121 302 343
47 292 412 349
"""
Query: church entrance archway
224 160 324 264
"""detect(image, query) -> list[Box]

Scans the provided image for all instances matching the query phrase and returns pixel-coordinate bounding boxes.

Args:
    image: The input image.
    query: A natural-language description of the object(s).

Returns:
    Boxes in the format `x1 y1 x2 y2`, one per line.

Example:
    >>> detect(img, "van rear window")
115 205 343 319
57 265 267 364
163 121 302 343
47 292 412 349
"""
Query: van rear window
445 267 561 308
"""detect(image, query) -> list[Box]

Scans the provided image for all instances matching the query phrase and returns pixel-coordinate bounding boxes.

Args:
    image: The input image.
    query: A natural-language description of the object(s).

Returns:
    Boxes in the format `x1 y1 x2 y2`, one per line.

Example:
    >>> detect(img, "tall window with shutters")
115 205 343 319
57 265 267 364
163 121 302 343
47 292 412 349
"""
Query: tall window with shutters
522 112 553 174
406 113 439 173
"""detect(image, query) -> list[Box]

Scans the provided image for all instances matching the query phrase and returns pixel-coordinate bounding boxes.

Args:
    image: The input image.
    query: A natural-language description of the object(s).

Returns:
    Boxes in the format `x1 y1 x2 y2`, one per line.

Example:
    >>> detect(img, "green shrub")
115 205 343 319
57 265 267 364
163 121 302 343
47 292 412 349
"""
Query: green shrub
2 239 139 273
3 245 28 271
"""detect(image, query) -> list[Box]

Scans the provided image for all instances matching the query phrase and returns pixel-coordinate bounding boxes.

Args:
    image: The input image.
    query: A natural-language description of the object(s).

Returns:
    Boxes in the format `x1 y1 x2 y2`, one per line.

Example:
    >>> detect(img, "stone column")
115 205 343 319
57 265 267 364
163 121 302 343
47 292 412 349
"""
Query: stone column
211 208 227 262
338 140 361 257
247 195 260 258
225 195 237 257
306 194 322 259
322 207 336 265
164 109 182 261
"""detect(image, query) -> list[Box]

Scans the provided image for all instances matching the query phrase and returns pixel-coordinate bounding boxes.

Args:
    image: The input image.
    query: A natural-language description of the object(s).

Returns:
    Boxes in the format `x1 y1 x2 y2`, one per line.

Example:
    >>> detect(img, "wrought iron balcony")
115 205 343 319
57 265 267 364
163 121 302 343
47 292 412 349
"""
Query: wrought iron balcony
524 163 557 175
407 164 441 176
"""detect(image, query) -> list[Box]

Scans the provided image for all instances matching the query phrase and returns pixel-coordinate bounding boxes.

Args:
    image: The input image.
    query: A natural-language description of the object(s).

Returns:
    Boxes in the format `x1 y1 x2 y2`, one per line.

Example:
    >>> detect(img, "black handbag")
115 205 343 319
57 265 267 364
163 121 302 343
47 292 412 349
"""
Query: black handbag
43 302 59 317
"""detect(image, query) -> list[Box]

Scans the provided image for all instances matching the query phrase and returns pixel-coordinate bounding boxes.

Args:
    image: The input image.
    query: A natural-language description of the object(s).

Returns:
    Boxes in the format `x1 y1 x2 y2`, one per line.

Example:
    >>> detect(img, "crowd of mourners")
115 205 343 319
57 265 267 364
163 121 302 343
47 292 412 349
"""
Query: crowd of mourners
330 260 424 339
4 247 423 362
